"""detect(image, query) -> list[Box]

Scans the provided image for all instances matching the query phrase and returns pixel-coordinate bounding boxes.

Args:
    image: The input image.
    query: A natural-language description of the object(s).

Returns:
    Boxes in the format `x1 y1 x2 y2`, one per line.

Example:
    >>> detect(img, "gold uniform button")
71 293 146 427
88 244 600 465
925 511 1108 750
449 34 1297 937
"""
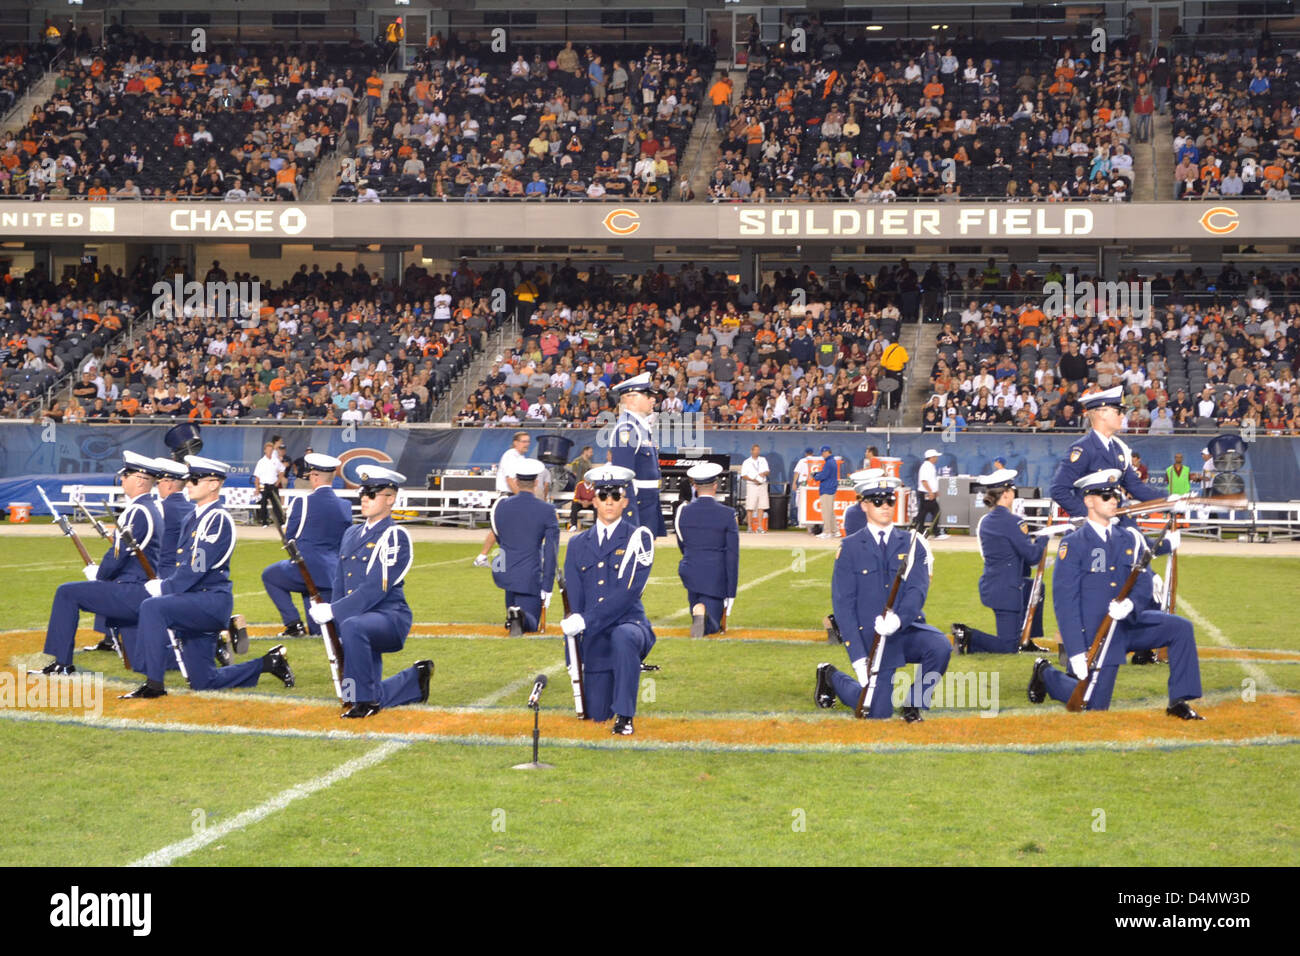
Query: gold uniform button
597 579 604 585
597 562 604 568
598 597 604 602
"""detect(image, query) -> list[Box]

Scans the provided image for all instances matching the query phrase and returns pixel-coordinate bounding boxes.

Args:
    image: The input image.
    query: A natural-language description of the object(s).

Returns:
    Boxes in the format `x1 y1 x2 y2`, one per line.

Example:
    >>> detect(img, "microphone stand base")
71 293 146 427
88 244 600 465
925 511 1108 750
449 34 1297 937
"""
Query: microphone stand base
511 762 555 771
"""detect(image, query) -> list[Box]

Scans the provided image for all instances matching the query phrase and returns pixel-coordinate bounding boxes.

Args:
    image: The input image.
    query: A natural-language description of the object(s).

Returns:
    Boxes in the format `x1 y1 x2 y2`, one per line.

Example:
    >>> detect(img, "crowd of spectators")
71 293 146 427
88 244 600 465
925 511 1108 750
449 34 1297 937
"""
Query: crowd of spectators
705 32 1139 202
336 40 711 201
454 260 922 427
1169 51 1300 200
0 26 383 201
921 262 1300 434
0 45 49 118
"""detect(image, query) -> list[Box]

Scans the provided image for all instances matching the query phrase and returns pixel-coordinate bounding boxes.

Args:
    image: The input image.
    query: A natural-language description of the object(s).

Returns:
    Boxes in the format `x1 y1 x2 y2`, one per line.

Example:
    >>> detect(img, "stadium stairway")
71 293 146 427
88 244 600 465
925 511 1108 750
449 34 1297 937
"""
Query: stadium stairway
302 69 405 201
429 317 518 423
1150 108 1175 200
901 322 941 428
0 65 60 136
680 66 745 200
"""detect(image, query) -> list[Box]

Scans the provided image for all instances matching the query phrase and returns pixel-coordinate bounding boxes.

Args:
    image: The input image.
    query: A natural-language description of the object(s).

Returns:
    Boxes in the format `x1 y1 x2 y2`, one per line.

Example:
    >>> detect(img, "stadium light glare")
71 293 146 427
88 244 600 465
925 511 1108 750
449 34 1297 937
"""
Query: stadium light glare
866 25 884 31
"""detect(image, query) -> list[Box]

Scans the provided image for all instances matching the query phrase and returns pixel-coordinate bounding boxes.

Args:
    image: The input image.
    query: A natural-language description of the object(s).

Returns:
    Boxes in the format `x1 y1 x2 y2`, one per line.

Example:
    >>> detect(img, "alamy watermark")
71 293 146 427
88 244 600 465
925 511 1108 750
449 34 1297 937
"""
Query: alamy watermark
151 274 262 320
1042 275 1152 321
892 668 1000 717
0 670 103 717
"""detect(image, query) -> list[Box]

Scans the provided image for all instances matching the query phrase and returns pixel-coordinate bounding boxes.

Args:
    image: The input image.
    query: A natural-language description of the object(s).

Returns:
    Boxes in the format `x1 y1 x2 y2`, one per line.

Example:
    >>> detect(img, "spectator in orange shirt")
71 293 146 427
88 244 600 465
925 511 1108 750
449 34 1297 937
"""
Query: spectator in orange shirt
275 163 298 199
709 73 733 127
88 179 108 200
923 76 945 99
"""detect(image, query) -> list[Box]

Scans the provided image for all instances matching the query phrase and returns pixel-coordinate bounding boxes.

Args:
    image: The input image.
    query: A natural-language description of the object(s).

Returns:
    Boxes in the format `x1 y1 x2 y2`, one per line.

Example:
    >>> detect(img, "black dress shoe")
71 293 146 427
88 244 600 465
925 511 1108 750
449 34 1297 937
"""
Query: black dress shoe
215 637 232 667
1028 657 1051 704
690 603 706 639
1166 700 1205 721
1020 639 1048 653
120 682 166 700
900 706 923 723
612 714 634 736
824 613 842 645
639 662 660 672
1130 649 1158 665
36 661 76 676
82 636 116 652
952 623 970 655
263 644 295 687
341 701 382 719
506 606 523 637
415 659 434 703
815 662 837 709
278 620 308 639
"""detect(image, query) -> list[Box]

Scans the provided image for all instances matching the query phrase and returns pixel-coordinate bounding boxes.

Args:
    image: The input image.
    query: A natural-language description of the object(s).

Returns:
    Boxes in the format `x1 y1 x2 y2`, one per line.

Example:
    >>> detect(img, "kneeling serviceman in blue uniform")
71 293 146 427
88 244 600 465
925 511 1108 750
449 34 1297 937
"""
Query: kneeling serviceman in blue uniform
673 461 738 637
123 455 295 698
262 452 351 638
815 469 951 721
953 469 1061 654
40 450 166 674
308 466 433 718
1028 469 1204 719
560 465 656 735
490 457 560 635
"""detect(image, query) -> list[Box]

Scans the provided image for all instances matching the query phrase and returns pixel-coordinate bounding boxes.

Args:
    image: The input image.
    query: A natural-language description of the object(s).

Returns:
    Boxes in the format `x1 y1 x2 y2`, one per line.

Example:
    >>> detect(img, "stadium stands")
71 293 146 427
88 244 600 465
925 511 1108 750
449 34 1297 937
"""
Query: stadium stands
922 266 1300 434
711 38 1138 202
0 29 382 201
335 42 712 201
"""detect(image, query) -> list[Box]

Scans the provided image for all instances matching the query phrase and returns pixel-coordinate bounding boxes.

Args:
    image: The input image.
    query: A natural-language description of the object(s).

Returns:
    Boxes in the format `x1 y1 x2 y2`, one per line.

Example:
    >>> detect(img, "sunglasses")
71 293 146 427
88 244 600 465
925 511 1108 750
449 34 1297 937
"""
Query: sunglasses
863 494 897 507
596 488 625 501
360 487 389 499
1095 490 1122 502
186 475 214 485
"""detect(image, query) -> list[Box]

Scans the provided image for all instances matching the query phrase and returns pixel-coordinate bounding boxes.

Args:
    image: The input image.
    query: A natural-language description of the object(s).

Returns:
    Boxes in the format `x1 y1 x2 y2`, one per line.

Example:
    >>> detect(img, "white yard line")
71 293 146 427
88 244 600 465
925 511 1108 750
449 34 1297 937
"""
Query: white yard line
125 664 561 868
1177 596 1280 693
662 549 831 621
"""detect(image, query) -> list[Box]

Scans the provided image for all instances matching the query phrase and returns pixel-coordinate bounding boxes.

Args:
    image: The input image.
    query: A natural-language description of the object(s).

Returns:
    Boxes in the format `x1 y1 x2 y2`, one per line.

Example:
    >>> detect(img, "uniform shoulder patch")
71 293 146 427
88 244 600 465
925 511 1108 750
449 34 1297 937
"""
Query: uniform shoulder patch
1019 522 1029 535
1058 543 1068 560
1069 447 1082 463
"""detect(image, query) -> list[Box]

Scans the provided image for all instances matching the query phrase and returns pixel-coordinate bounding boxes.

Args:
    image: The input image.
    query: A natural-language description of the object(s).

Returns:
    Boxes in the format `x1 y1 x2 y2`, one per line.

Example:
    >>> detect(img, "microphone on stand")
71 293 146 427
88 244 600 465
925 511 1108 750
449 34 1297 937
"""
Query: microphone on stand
527 673 548 710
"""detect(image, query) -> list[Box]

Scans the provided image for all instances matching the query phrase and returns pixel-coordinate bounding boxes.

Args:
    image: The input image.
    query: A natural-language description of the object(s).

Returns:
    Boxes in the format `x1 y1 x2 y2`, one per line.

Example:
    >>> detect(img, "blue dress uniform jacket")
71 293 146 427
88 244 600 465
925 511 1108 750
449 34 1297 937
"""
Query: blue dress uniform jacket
261 486 351 633
960 506 1046 653
1042 522 1201 710
674 495 739 635
829 526 951 717
1050 431 1161 517
331 517 424 709
490 489 560 632
610 410 666 536
564 519 656 722
157 491 195 576
43 493 163 669
843 503 867 536
139 501 268 689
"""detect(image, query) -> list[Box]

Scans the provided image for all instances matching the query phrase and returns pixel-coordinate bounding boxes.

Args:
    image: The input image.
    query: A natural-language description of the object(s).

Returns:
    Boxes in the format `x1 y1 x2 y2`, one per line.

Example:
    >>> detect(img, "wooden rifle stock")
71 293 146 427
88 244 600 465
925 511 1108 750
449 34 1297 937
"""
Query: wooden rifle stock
37 486 93 565
1066 514 1175 711
1115 493 1246 518
1019 541 1050 651
558 571 587 718
267 487 347 706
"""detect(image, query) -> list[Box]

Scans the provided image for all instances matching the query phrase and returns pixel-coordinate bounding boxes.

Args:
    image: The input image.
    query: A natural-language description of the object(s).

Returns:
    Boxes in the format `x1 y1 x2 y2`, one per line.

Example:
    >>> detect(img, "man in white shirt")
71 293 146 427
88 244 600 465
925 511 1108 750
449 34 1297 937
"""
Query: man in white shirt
740 444 771 533
474 431 531 567
917 448 947 538
253 440 284 527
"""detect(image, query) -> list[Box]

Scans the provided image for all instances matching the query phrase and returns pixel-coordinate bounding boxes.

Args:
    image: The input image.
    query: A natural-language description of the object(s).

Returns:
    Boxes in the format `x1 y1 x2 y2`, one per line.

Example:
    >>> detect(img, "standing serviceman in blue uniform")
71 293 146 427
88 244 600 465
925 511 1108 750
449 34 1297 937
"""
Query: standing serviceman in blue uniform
261 452 352 639
1028 469 1203 719
123 456 295 698
1050 386 1168 517
953 469 1060 654
39 450 166 675
813 444 842 538
308 466 433 719
152 457 194 577
490 458 560 635
560 465 657 736
815 470 951 722
610 372 667 537
673 462 739 637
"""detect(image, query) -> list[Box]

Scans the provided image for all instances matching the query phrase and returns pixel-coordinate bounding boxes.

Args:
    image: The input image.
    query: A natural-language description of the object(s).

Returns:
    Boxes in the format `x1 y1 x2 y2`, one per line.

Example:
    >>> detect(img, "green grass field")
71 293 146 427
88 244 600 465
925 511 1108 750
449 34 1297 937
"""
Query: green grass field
2 535 1298 866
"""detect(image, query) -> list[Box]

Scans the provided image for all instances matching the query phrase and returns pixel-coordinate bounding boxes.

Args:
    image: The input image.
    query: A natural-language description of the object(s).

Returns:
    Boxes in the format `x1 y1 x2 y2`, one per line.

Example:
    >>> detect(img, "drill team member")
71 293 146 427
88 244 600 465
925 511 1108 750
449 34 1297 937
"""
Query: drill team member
1050 386 1165 517
610 372 667 537
153 457 194 577
560 465 656 735
490 458 559 634
673 462 739 637
123 456 295 698
953 469 1057 654
39 451 166 674
261 452 351 638
1028 469 1203 719
474 431 530 567
308 466 433 718
815 470 950 721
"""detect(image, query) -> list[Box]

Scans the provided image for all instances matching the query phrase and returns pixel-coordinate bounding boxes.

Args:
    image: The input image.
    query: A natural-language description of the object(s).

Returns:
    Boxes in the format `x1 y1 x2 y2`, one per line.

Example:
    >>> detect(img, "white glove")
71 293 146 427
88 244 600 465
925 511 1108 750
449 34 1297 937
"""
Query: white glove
144 578 163 598
874 611 901 636
540 591 552 609
82 563 100 581
1108 598 1134 621
1068 652 1088 679
851 657 869 686
1034 523 1076 537
560 613 585 637
1165 530 1181 551
724 597 734 615
1169 492 1193 515
309 602 334 624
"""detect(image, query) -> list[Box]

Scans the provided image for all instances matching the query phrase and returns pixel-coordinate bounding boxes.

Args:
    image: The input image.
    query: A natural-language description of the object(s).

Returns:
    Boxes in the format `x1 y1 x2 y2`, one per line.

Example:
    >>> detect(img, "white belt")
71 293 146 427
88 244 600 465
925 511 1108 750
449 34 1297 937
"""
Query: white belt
633 480 661 490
